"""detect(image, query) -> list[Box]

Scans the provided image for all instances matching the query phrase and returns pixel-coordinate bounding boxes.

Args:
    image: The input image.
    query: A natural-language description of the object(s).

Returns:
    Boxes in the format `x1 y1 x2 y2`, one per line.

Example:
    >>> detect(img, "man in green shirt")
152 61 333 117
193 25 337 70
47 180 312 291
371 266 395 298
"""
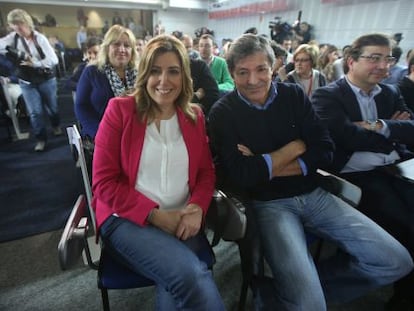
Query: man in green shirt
198 34 234 96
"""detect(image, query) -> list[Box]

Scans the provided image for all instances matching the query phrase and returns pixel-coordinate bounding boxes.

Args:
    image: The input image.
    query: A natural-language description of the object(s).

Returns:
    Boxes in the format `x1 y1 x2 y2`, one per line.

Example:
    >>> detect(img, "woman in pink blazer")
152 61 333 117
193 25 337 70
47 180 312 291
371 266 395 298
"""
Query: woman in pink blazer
92 35 224 310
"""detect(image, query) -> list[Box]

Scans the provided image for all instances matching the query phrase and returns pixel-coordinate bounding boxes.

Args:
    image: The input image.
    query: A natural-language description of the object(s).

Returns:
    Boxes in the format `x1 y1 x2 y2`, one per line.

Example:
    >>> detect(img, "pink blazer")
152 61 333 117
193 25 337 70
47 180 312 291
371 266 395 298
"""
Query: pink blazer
92 96 216 233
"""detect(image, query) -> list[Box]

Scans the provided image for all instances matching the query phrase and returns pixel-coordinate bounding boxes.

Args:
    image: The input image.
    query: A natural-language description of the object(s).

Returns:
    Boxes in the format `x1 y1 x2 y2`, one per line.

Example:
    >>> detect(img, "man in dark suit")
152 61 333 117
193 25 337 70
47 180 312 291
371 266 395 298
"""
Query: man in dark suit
175 33 219 115
190 58 219 115
312 33 414 311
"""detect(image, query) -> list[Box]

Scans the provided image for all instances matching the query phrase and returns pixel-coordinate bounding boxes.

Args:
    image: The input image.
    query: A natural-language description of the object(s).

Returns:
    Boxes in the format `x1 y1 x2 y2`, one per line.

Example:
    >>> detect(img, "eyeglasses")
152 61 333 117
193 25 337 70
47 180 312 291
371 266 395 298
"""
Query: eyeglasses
359 55 396 64
294 58 311 63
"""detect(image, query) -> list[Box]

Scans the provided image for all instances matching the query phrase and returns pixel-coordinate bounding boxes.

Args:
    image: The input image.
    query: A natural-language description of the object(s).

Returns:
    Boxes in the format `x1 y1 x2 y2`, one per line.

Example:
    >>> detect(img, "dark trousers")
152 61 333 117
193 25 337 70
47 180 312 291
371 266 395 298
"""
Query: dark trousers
341 169 414 297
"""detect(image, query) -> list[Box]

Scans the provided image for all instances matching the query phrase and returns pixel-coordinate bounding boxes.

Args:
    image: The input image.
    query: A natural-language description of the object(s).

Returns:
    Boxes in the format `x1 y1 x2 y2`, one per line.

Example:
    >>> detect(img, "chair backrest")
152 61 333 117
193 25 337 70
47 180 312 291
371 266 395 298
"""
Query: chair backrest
0 77 29 140
57 194 88 270
66 125 96 233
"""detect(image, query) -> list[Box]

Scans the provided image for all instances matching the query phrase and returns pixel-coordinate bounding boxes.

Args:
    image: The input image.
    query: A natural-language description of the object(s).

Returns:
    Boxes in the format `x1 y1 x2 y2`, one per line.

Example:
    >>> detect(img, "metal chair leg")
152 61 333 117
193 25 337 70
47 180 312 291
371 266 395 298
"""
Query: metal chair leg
238 278 249 311
101 288 110 311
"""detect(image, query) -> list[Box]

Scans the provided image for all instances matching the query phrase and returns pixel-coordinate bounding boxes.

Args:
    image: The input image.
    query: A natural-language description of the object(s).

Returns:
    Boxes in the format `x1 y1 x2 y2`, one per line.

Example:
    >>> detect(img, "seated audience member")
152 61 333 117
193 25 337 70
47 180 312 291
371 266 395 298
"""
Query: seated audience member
382 44 407 85
332 44 351 81
318 43 329 55
198 34 234 96
92 34 225 311
212 42 220 56
173 32 219 114
48 35 66 77
75 25 137 140
192 37 199 51
180 34 200 60
208 33 413 311
406 48 413 64
398 53 414 111
269 41 288 81
135 36 146 64
189 58 219 115
285 44 326 96
67 36 102 93
312 33 414 310
291 37 300 54
48 35 65 54
281 36 294 63
398 53 414 152
318 44 339 84
219 38 232 58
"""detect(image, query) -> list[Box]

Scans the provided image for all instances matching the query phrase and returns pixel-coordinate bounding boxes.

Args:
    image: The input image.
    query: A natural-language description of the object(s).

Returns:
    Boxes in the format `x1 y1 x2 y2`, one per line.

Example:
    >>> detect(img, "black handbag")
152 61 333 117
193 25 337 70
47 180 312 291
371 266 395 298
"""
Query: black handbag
206 190 247 246
11 33 55 84
16 65 55 84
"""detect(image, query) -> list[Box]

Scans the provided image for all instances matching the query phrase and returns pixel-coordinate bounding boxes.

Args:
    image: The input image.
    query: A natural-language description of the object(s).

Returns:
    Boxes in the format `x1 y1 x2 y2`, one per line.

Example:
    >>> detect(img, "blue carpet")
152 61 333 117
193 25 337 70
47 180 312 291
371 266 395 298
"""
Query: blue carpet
0 79 83 242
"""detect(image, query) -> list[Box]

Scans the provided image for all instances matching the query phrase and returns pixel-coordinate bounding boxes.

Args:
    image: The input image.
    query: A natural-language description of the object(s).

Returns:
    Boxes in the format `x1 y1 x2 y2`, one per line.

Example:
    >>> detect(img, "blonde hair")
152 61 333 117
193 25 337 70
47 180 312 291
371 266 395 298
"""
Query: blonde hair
293 44 319 68
132 34 195 124
7 9 34 31
95 24 137 71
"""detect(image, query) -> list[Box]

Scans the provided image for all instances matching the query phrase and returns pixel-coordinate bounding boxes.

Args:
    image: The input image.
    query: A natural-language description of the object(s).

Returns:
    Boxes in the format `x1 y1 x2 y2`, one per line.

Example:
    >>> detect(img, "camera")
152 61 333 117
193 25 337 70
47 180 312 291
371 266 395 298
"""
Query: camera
269 18 292 44
269 11 303 44
5 46 26 63
194 27 214 38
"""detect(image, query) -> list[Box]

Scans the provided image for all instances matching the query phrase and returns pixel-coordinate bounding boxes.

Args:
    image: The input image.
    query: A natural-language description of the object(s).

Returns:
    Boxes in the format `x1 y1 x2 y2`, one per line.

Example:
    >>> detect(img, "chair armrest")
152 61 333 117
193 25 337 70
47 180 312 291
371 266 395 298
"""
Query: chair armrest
58 195 89 270
317 169 362 207
206 190 247 246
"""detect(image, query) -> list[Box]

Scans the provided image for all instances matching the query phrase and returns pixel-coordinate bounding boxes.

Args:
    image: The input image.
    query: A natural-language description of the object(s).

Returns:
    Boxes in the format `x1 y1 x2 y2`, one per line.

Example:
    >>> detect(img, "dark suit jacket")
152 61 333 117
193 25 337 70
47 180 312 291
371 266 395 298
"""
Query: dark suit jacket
312 77 414 172
398 76 414 112
190 58 219 115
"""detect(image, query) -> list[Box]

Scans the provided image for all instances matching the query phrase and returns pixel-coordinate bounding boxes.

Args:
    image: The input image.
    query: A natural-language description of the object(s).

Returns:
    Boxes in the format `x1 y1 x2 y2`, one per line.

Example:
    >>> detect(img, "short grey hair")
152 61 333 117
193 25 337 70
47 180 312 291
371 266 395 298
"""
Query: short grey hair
226 34 275 74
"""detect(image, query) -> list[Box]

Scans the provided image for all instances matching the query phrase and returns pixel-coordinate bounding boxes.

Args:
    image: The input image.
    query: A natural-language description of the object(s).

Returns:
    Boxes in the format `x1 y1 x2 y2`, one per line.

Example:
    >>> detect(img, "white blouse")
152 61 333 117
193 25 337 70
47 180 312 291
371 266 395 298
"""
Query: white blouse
135 113 189 210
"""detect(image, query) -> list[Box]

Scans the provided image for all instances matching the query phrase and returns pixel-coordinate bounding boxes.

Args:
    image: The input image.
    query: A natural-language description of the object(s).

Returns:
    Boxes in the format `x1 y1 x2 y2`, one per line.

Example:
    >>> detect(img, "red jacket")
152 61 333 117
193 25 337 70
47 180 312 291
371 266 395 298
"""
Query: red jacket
92 96 215 233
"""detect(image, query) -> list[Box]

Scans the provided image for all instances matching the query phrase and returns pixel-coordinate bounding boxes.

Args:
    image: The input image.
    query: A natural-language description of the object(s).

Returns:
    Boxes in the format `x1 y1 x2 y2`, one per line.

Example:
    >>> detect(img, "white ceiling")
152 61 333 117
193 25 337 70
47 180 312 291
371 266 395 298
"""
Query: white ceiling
0 0 212 11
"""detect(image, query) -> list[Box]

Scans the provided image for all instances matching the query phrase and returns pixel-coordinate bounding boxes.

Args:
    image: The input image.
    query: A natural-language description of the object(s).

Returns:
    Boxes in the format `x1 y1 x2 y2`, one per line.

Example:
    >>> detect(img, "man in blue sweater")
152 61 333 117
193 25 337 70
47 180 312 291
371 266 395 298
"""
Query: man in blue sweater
208 33 413 310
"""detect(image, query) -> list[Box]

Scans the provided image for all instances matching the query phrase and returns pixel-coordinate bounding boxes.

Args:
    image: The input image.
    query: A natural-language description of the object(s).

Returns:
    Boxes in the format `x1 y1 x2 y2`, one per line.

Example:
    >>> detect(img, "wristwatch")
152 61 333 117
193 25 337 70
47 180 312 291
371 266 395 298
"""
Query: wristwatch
366 120 378 131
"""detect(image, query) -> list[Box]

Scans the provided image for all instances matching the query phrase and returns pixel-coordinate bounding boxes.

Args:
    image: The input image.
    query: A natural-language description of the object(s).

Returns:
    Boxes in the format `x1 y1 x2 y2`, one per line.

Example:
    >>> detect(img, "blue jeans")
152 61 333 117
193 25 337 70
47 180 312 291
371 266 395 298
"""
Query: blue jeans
100 216 225 311
251 187 413 311
19 78 60 141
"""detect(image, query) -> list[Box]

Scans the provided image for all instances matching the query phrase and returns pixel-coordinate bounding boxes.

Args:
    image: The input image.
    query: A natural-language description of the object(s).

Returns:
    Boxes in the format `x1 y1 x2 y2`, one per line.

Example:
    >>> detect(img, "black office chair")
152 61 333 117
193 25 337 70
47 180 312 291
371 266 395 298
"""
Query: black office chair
60 124 216 311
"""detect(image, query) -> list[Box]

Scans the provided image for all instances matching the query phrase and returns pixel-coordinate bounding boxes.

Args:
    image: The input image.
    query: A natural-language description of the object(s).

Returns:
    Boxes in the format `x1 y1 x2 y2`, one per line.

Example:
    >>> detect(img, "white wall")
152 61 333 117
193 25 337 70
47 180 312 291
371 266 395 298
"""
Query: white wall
154 10 208 38
207 0 414 63
3 0 412 60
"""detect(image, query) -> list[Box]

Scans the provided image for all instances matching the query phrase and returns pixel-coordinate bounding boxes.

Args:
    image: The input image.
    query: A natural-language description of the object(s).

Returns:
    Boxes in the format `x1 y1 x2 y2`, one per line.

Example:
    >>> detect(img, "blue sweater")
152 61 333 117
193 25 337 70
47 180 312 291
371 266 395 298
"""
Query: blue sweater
0 54 19 83
208 83 334 200
75 65 114 138
66 61 87 92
